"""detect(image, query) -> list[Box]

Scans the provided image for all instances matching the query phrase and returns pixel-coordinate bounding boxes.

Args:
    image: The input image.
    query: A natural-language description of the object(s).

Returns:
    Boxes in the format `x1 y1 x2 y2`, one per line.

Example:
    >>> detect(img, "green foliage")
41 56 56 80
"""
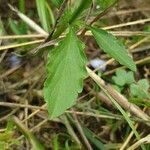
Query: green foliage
112 69 135 86
69 0 91 23
51 0 64 8
91 27 136 71
18 0 25 13
1 0 149 148
52 0 91 39
96 0 116 10
52 134 81 150
99 84 144 149
36 0 54 32
112 69 149 106
9 0 137 119
0 120 19 149
130 79 150 99
44 27 87 118
9 1 28 35
13 117 45 150
52 10 72 39
129 98 150 107
9 18 28 35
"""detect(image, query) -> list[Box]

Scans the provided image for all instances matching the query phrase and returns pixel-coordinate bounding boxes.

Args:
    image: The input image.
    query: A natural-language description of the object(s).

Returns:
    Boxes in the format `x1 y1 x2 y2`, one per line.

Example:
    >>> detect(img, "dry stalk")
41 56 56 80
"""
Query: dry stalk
86 67 150 124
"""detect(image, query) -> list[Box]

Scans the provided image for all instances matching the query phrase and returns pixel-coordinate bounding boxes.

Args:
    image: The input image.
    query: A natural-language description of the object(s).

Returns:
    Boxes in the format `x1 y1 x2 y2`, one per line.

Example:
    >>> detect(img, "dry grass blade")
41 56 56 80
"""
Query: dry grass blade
0 34 46 40
103 18 150 30
12 116 45 150
0 1 149 149
71 111 92 150
104 56 150 75
127 134 150 150
0 31 149 41
8 4 48 35
86 67 147 150
120 107 147 150
0 39 44 51
86 67 150 124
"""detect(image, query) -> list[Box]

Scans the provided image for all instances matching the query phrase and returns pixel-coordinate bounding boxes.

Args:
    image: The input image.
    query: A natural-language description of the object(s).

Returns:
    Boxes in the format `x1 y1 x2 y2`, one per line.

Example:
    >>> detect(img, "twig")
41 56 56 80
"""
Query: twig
132 45 150 53
1 31 149 52
62 115 82 146
120 107 147 150
103 18 150 30
0 39 44 51
0 34 45 40
0 31 149 40
30 119 48 132
12 116 44 149
1 100 150 124
103 8 150 18
129 36 150 50
0 64 23 78
86 67 150 124
127 135 150 150
0 50 7 63
71 111 93 150
22 104 46 123
0 108 18 122
104 56 150 75
86 67 147 150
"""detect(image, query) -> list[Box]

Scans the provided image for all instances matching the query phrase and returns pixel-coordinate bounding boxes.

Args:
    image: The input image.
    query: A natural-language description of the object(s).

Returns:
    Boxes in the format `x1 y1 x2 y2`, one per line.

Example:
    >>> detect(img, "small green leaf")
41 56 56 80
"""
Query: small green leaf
91 27 136 71
112 69 126 86
44 27 87 118
130 79 150 99
112 84 122 92
112 69 135 86
126 71 135 84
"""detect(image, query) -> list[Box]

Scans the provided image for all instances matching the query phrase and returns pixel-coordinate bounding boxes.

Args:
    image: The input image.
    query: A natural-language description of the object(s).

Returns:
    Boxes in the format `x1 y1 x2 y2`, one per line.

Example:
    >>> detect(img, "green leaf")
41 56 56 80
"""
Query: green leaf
91 27 136 71
52 0 91 39
112 69 135 86
9 19 22 35
112 84 122 92
69 0 92 23
36 0 54 32
130 79 150 99
112 69 126 86
44 27 87 118
126 71 135 84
